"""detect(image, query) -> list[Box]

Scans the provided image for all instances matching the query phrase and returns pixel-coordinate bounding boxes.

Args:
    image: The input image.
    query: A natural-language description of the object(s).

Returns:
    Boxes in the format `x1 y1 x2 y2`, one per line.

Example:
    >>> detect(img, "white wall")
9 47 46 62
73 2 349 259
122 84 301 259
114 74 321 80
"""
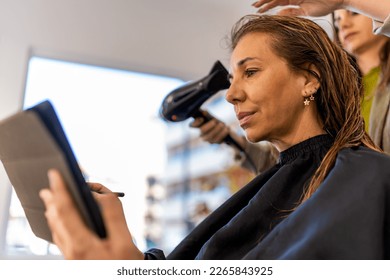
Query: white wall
0 0 253 115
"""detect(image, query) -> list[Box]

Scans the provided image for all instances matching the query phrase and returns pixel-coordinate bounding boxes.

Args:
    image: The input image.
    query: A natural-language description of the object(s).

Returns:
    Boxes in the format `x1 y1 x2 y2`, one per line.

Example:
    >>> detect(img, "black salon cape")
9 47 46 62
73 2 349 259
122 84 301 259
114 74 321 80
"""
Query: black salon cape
145 135 390 259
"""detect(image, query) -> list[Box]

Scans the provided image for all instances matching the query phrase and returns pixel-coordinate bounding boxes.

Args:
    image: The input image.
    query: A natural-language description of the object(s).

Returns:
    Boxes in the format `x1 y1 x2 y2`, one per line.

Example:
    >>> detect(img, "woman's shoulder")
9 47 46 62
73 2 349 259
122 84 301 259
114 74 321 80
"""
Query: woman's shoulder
334 146 390 182
340 146 390 160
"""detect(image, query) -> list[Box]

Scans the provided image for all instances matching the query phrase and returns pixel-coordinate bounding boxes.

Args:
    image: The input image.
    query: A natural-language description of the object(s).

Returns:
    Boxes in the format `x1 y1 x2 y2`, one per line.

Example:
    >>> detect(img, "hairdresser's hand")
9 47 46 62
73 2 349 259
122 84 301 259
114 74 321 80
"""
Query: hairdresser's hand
252 0 344 17
39 169 144 260
190 110 248 150
190 110 230 144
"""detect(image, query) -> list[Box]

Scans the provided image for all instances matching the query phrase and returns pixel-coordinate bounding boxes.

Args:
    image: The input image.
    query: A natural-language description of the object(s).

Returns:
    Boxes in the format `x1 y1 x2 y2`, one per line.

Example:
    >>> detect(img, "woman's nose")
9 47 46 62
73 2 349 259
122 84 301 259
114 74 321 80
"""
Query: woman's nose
225 81 243 105
339 14 352 30
225 86 237 105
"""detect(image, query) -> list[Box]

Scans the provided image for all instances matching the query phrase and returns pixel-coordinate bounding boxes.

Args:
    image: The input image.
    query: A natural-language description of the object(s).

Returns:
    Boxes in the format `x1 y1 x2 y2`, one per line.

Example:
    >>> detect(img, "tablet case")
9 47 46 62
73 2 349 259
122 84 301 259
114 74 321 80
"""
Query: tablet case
0 100 106 242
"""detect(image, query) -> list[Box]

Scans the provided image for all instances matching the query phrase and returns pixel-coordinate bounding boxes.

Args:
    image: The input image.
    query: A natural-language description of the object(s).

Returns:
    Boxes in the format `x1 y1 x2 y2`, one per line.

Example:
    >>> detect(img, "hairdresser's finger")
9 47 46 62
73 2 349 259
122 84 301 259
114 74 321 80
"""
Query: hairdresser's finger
277 7 305 16
201 120 229 143
199 109 213 120
199 118 220 136
253 0 286 13
189 117 205 128
212 125 230 143
252 0 272 8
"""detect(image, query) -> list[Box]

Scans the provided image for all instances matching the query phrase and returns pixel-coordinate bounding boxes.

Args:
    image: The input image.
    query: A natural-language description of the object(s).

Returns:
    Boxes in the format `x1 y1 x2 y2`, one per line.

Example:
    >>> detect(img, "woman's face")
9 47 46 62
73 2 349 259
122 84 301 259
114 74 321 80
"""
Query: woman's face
334 10 385 56
226 32 319 149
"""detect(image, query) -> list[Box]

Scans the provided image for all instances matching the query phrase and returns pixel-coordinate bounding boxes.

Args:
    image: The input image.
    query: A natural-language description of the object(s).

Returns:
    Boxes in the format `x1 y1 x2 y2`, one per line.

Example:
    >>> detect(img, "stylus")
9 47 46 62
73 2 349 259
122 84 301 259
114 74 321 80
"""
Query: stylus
92 190 125 197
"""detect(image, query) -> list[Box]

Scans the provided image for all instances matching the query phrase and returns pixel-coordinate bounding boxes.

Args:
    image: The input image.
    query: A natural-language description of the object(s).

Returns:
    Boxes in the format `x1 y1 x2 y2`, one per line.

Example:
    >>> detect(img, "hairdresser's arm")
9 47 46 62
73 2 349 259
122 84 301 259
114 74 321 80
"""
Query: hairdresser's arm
39 169 144 260
252 0 390 22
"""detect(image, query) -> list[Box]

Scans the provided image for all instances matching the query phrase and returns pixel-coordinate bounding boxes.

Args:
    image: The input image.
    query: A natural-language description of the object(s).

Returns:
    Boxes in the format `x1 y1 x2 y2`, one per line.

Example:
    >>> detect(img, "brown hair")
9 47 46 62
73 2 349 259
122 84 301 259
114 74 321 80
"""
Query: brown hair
229 14 381 204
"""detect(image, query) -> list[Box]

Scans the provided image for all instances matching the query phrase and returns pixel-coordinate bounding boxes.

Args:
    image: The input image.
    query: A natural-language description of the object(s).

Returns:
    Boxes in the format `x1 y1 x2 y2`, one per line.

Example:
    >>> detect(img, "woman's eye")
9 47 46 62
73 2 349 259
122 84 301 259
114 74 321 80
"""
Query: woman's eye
244 69 257 78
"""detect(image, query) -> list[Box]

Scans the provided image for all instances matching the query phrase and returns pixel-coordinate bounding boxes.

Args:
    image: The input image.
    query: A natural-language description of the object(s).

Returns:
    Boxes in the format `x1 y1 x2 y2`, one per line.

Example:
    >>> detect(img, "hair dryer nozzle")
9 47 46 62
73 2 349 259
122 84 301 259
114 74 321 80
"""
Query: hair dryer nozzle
160 60 230 122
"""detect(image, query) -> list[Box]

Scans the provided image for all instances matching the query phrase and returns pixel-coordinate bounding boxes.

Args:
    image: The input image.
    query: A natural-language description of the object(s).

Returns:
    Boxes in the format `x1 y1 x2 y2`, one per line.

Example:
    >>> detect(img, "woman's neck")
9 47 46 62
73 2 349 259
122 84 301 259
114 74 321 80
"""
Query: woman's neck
355 40 386 75
269 109 326 152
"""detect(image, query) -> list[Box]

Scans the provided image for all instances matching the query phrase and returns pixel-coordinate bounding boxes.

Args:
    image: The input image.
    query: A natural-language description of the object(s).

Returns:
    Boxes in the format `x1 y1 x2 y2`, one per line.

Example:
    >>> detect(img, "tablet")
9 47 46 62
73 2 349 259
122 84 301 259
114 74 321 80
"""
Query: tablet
0 100 106 242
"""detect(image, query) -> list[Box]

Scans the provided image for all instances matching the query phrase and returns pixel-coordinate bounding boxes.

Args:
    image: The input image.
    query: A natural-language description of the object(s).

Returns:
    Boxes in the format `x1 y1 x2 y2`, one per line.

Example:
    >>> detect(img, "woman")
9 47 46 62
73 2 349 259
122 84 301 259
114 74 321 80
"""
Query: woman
334 10 390 153
40 15 390 259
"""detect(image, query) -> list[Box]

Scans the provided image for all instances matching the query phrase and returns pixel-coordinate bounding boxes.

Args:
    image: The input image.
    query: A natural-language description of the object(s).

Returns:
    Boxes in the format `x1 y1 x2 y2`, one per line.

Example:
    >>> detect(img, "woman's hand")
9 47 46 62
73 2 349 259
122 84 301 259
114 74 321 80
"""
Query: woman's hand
39 169 144 260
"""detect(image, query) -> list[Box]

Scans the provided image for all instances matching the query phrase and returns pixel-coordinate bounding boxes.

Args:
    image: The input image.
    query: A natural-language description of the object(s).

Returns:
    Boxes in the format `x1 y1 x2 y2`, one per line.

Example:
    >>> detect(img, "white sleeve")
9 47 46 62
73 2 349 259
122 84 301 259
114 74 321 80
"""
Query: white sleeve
373 14 390 36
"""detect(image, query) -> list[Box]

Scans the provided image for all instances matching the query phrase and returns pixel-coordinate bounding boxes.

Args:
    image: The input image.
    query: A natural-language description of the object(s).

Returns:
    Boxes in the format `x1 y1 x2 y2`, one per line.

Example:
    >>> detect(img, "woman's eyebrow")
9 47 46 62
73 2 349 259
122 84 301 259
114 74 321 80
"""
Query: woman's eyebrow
229 57 260 79
237 57 256 67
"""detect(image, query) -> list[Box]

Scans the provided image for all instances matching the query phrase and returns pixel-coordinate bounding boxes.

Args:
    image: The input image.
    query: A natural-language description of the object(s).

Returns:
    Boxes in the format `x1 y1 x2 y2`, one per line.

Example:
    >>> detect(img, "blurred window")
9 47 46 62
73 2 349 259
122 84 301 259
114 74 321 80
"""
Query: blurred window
5 56 183 257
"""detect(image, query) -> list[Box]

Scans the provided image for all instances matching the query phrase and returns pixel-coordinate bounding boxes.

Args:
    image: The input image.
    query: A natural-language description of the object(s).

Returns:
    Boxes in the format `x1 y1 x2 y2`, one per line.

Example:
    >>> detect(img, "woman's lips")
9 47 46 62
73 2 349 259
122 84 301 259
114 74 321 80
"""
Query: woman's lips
343 32 358 42
237 112 254 128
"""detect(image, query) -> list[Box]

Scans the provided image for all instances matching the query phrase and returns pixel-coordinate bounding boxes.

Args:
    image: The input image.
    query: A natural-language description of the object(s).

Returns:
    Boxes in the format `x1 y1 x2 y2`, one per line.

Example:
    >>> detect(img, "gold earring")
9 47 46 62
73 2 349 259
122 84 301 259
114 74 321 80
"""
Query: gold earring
304 91 315 106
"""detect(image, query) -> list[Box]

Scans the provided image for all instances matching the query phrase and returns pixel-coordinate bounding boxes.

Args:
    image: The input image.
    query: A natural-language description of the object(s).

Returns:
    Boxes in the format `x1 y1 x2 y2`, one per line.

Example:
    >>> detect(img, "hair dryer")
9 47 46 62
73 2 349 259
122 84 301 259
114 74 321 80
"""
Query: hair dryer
160 60 230 122
160 60 257 172
159 61 249 156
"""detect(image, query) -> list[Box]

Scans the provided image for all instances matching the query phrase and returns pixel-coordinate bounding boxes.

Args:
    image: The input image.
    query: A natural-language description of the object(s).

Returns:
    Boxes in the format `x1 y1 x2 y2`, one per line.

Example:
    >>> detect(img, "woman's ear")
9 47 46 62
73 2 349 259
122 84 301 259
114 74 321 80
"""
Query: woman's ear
301 64 320 97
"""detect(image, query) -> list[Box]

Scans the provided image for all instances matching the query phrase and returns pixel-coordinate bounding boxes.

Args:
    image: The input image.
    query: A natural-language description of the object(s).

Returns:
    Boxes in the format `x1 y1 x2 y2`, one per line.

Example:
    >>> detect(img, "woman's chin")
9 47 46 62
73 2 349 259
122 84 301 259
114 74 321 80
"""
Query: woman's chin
245 133 263 143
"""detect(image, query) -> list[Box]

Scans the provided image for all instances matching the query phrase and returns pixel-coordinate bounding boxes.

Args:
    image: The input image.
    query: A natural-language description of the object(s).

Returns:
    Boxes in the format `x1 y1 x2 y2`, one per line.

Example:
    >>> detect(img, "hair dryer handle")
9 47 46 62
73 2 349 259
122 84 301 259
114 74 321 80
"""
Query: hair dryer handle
193 110 245 153
193 109 258 173
223 134 245 153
